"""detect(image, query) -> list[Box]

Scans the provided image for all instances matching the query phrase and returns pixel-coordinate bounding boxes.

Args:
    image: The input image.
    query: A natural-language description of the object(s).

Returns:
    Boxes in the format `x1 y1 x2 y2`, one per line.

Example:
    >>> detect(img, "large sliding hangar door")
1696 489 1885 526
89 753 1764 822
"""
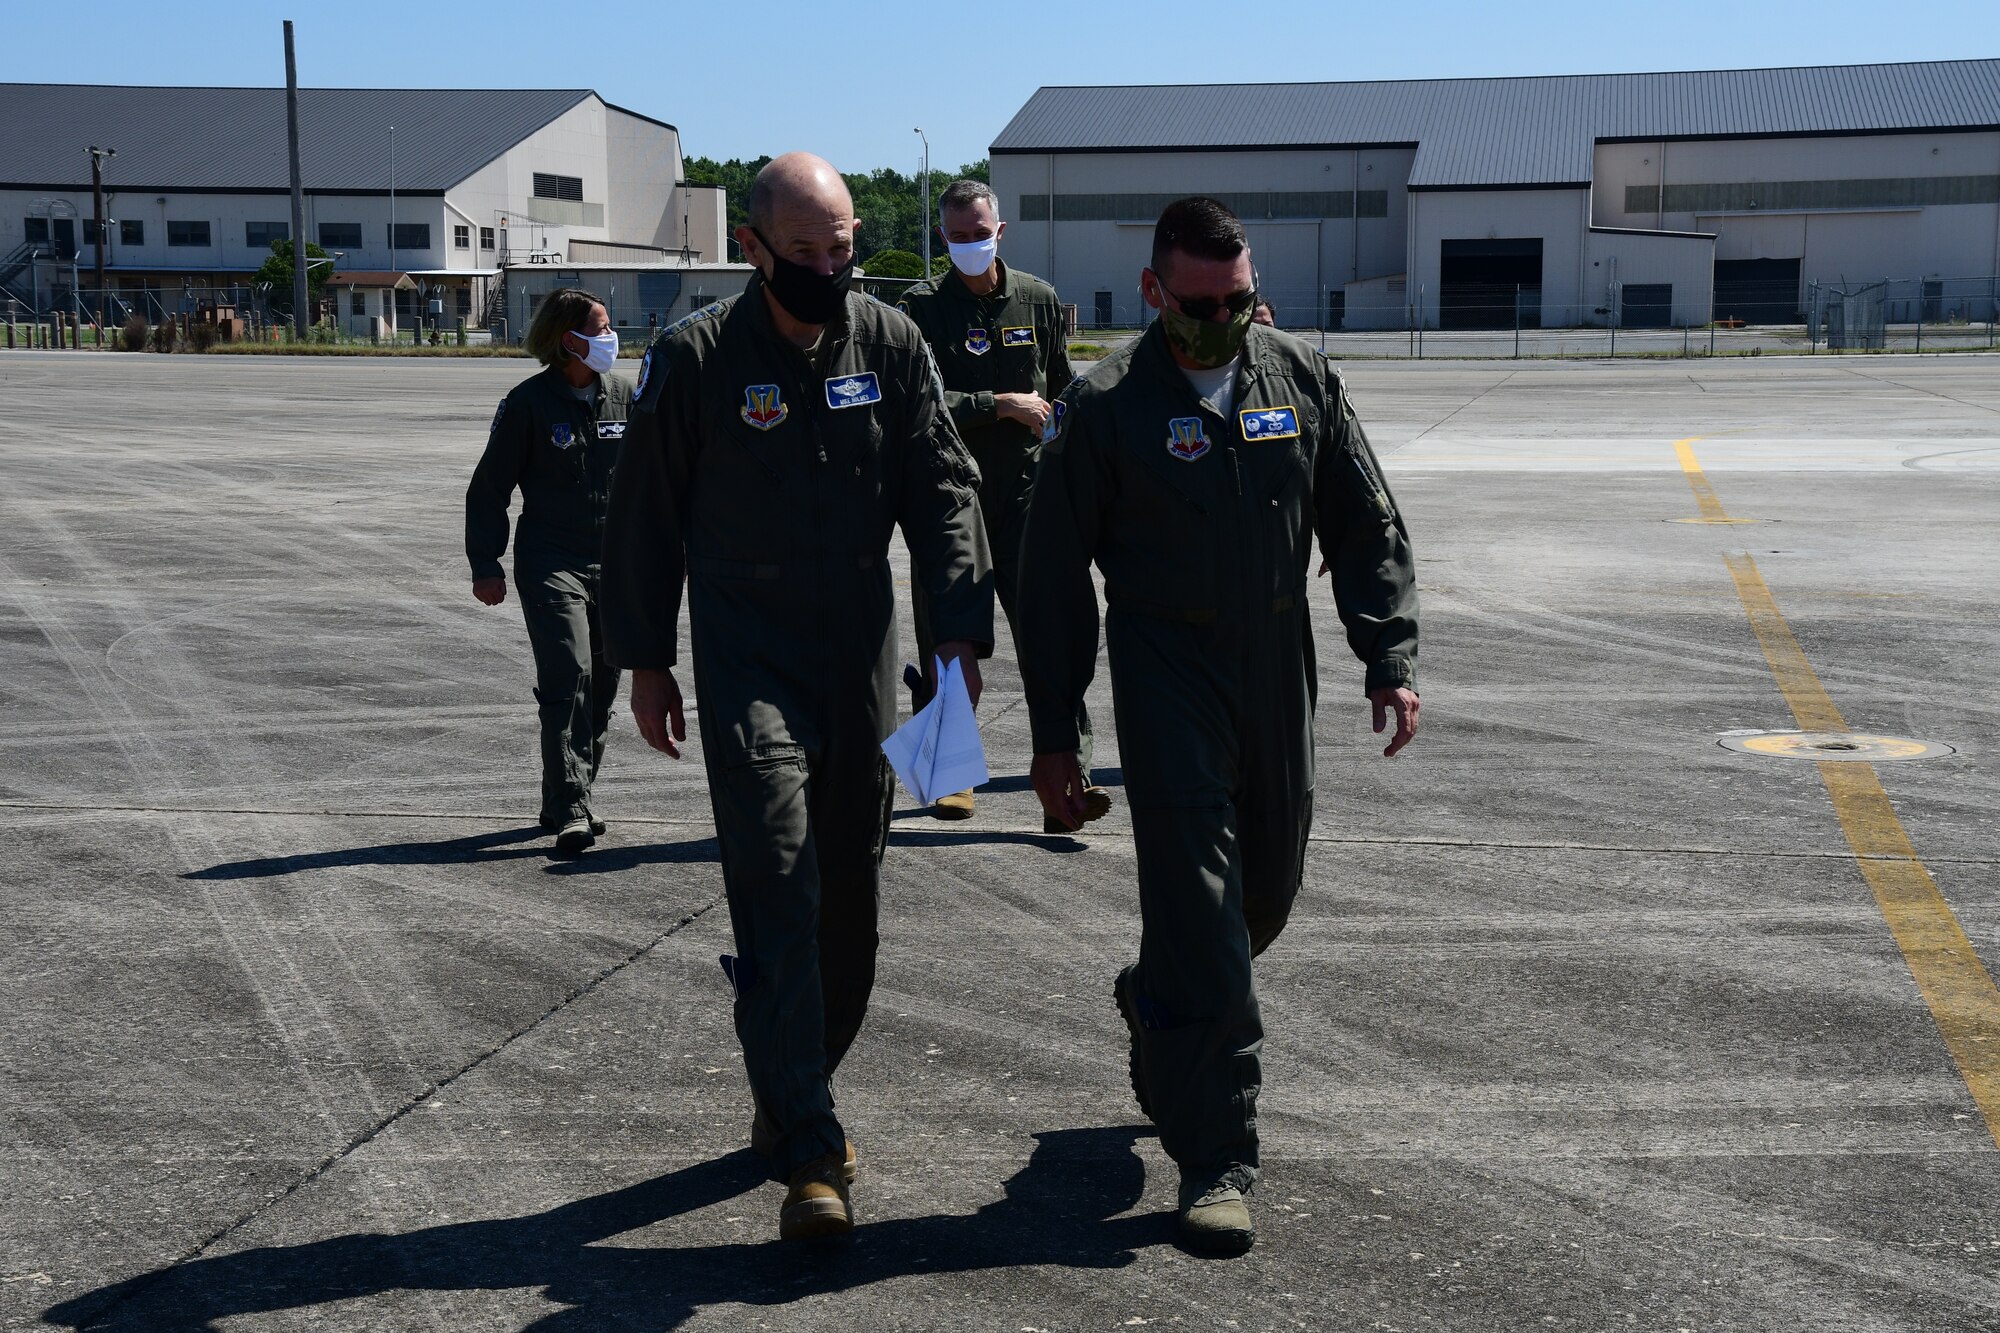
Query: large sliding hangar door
1440 238 1544 329
1712 258 1801 324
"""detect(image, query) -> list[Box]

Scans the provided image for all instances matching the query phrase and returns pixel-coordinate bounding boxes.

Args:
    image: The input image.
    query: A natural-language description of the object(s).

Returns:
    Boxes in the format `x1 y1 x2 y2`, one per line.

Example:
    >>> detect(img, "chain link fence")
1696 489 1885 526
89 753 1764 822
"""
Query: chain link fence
2 282 500 349
1062 275 2000 359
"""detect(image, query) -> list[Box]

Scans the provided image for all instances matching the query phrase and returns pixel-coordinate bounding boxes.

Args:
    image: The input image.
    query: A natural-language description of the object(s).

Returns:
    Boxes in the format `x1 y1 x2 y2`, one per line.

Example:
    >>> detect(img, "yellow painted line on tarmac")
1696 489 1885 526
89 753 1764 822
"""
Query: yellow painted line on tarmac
1678 440 2000 1147
1671 435 1760 523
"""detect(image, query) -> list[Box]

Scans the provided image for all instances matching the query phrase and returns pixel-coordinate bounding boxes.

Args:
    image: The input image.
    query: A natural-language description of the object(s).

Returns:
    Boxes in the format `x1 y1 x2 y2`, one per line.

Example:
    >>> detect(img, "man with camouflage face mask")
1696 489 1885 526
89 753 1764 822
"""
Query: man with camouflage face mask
1017 196 1421 1255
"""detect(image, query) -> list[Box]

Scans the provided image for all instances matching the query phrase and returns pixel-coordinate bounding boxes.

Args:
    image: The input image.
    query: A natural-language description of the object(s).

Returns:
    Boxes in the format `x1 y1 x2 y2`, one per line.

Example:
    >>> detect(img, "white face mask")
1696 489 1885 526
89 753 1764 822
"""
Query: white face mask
947 236 999 278
572 329 619 374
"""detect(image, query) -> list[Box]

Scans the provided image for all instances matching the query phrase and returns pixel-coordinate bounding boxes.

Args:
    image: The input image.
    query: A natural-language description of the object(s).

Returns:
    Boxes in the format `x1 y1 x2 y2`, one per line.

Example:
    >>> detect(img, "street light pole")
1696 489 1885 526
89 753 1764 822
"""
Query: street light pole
914 127 930 276
282 20 309 339
86 145 115 328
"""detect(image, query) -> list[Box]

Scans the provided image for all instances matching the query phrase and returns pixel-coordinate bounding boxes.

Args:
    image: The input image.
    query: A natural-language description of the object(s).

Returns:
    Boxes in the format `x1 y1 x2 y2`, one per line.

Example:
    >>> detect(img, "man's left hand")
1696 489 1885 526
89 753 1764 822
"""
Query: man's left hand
1369 686 1420 757
935 639 984 709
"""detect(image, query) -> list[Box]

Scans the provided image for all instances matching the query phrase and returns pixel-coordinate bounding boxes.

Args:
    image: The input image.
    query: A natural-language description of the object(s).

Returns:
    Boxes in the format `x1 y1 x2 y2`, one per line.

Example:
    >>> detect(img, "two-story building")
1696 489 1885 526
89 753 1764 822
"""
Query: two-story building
0 83 730 335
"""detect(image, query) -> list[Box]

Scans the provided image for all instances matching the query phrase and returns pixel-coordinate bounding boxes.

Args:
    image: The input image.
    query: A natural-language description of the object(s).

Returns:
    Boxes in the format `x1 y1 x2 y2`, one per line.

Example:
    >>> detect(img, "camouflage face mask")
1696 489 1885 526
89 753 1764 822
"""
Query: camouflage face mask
1158 294 1255 369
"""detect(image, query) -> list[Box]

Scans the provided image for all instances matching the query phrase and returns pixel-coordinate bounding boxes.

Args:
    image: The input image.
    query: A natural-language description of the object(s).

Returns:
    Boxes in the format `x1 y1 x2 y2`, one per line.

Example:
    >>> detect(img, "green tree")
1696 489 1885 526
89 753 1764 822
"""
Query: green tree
254 238 331 318
684 155 995 265
856 248 926 279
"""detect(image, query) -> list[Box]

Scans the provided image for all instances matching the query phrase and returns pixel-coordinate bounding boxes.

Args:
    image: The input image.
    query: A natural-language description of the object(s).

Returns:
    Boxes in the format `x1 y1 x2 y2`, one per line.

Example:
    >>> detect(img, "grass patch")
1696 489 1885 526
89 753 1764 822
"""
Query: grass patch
1067 342 1110 360
206 342 534 357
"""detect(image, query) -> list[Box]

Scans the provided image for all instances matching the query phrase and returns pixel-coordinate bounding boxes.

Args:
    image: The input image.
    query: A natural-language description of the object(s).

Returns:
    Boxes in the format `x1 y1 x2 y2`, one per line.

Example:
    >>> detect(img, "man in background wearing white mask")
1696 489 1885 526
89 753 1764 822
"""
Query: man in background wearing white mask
897 179 1109 832
466 287 633 853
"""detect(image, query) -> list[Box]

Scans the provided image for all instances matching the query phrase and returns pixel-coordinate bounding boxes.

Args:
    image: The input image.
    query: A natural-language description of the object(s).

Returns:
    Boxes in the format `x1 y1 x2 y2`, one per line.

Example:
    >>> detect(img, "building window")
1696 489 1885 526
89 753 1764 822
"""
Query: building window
453 224 470 250
24 218 49 244
389 223 430 250
83 219 108 244
319 222 362 248
350 290 366 315
246 221 289 249
167 220 212 247
120 219 144 245
533 172 584 202
479 226 496 250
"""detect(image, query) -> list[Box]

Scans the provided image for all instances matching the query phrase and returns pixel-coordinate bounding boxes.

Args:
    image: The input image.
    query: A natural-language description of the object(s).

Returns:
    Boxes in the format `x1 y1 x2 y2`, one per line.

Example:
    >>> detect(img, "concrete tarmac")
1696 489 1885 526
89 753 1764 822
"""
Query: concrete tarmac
2 350 1996 1331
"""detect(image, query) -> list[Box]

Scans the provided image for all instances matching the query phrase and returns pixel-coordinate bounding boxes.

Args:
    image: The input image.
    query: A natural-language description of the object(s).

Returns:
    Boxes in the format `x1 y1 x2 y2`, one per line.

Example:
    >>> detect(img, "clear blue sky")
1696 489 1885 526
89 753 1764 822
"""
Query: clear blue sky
10 0 1997 174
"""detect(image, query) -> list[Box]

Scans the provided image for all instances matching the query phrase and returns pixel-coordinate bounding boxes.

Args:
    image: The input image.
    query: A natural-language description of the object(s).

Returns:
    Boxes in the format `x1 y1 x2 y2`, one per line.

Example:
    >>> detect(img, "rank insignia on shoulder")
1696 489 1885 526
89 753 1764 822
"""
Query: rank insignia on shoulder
596 421 626 440
1166 416 1211 462
825 371 882 409
741 384 788 431
1001 326 1035 347
1042 399 1067 444
550 422 574 449
1240 404 1300 440
965 328 991 356
634 348 654 398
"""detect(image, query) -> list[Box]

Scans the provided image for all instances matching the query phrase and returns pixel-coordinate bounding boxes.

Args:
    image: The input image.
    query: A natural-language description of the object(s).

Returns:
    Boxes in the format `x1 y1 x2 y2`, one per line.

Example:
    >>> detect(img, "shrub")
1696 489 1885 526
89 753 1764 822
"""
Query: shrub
119 316 148 352
186 321 222 353
152 320 179 353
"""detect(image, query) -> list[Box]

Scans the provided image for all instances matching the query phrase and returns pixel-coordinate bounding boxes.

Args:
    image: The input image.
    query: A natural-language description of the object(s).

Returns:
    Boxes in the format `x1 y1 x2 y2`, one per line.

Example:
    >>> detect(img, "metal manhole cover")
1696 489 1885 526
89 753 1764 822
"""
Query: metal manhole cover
1718 730 1956 762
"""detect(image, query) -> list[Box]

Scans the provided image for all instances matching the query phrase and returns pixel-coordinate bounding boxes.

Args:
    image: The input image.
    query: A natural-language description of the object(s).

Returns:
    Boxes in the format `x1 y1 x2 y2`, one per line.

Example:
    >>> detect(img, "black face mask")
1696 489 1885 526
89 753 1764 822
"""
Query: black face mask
752 227 854 325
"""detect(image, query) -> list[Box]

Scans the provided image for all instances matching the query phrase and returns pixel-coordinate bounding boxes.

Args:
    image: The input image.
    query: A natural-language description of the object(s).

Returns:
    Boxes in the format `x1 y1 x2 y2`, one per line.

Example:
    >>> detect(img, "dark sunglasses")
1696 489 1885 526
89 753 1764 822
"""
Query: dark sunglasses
1159 278 1259 322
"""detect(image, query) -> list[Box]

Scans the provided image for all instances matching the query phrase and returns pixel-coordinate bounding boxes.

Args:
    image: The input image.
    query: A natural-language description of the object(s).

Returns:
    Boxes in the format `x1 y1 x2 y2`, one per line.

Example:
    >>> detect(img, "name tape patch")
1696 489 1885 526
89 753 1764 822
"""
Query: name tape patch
1239 404 1300 440
825 371 882 409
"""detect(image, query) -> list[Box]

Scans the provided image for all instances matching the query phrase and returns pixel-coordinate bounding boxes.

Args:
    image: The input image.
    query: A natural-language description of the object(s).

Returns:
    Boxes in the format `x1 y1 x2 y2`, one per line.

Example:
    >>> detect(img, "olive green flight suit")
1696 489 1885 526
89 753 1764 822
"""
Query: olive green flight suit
466 365 632 826
896 262 1093 775
1016 321 1418 1190
601 277 994 1183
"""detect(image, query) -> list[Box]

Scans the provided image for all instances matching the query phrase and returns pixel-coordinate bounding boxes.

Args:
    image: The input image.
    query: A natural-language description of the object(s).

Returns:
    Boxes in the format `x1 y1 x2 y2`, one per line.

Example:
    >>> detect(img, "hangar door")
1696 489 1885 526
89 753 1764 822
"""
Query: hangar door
1712 258 1800 324
1440 238 1543 330
1621 284 1673 328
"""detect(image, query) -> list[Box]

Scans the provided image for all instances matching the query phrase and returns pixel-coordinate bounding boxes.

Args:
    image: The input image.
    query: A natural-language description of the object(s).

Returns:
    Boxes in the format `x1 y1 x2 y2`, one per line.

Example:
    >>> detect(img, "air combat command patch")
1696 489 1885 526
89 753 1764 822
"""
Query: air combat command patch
1166 417 1211 461
741 385 787 430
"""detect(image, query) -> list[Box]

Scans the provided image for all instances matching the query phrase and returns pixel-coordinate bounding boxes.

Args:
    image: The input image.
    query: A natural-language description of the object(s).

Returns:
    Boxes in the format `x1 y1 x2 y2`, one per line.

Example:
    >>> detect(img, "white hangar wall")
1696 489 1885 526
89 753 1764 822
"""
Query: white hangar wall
1592 130 2000 315
990 147 1416 330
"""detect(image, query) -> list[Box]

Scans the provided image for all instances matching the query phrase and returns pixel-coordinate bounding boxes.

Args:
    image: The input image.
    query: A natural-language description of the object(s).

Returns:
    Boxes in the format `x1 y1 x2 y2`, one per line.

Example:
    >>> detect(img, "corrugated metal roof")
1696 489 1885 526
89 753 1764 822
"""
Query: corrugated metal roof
991 60 2000 187
0 85 601 191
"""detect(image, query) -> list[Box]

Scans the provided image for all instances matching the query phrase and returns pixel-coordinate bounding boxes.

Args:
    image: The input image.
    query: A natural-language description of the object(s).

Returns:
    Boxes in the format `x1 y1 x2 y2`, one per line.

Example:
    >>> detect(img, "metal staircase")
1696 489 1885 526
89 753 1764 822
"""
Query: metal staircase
479 279 509 336
0 241 49 309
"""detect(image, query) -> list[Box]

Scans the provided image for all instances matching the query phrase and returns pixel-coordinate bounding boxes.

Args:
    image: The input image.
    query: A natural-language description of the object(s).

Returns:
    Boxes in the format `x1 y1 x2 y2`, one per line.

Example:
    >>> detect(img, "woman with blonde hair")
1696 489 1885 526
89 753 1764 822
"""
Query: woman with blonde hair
465 288 632 852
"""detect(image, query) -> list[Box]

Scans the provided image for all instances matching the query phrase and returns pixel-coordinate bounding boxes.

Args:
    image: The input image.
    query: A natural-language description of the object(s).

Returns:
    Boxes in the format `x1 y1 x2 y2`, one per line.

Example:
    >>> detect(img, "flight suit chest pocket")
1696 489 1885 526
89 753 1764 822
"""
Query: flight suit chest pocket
823 398 889 527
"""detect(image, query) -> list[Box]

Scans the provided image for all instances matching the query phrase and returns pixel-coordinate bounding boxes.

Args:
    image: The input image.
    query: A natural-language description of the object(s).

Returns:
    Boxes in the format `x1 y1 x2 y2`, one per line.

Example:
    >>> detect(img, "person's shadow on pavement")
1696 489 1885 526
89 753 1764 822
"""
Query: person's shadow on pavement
44 1125 1157 1332
184 829 721 880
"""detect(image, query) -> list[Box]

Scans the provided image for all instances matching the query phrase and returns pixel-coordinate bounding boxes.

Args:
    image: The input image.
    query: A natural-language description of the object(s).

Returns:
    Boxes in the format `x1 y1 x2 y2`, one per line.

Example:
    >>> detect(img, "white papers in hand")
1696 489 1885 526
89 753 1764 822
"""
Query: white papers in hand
881 655 988 807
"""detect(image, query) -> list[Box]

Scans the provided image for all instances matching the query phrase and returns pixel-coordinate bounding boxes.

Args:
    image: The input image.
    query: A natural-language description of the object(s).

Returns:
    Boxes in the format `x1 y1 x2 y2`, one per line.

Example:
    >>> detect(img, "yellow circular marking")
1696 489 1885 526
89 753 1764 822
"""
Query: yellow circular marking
1721 731 1954 762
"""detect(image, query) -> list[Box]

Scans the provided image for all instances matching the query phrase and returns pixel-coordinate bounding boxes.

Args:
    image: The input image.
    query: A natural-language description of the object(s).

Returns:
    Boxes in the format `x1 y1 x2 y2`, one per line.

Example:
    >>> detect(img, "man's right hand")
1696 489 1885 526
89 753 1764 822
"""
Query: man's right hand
630 667 687 759
995 391 1053 435
1031 750 1088 831
473 577 507 606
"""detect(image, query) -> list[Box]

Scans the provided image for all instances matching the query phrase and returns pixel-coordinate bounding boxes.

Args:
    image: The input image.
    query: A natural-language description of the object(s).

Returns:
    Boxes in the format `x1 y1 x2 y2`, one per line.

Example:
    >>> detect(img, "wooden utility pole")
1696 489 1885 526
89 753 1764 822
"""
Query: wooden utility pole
284 20 309 339
87 146 114 329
